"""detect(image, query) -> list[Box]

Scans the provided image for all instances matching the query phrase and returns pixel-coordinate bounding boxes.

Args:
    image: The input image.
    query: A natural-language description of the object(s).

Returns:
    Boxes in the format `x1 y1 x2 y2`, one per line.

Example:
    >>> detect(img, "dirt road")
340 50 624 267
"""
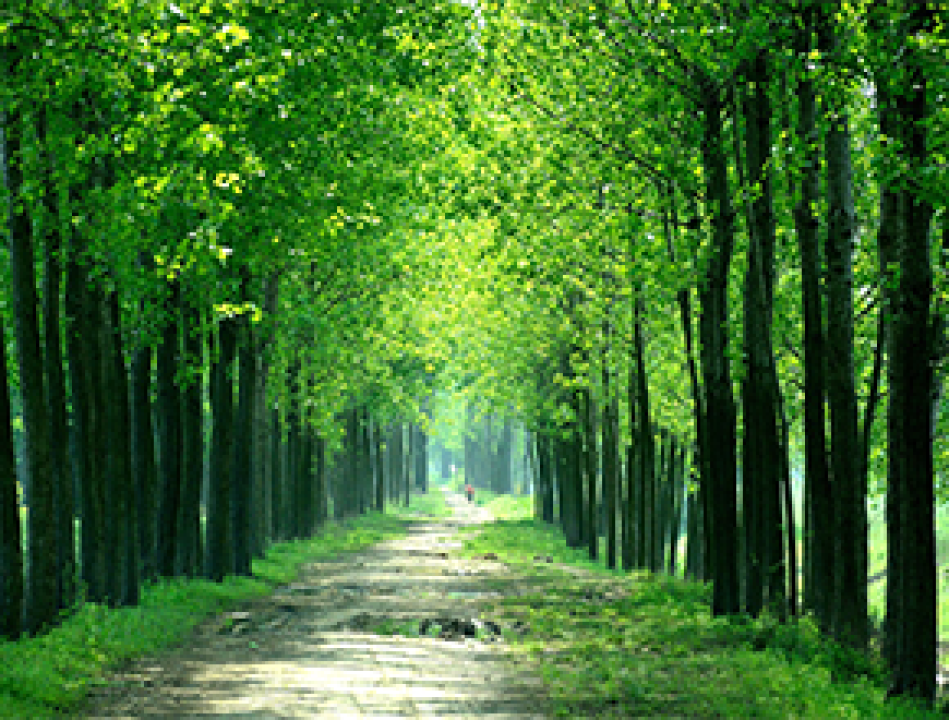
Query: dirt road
81 490 549 718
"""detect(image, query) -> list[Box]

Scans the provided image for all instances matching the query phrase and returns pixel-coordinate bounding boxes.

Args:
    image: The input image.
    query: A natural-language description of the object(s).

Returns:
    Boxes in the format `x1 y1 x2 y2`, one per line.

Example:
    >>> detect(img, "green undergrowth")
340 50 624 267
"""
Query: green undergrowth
460 516 942 718
0 500 438 717
394 487 453 518
467 488 535 520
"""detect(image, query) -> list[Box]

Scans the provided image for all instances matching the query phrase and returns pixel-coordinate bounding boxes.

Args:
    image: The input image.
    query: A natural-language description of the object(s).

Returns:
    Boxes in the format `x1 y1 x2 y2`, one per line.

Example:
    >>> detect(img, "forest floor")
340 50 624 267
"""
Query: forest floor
77 489 946 719
80 490 552 718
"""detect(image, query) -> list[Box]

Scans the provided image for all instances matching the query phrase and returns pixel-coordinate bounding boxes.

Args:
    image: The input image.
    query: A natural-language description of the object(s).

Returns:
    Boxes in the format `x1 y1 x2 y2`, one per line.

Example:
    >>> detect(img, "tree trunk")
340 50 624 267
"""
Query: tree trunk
632 297 655 571
156 280 182 578
38 108 75 612
65 218 105 603
176 291 203 577
602 358 618 569
0 311 23 639
886 5 937 699
739 51 784 617
102 290 138 606
232 306 256 576
669 437 685 576
793 8 832 626
817 7 865 649
583 390 598 560
2 104 58 633
270 407 283 541
206 316 238 581
373 418 385 512
130 259 158 584
698 77 740 615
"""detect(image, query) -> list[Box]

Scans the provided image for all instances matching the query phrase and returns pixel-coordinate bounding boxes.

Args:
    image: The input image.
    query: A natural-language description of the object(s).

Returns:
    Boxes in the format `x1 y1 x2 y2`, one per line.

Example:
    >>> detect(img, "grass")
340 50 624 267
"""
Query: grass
455 499 943 718
0 490 447 717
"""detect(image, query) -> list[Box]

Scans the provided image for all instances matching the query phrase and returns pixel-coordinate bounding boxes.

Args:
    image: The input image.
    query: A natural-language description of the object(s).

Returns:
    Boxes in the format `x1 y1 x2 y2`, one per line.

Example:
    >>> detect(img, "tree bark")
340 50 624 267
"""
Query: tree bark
818 6 865 648
232 304 256 576
131 258 158 584
0 311 23 638
37 107 75 612
156 280 182 578
602 352 618 569
102 289 138 606
206 316 238 581
176 292 204 577
793 7 832 626
2 104 58 633
698 76 740 615
885 4 937 699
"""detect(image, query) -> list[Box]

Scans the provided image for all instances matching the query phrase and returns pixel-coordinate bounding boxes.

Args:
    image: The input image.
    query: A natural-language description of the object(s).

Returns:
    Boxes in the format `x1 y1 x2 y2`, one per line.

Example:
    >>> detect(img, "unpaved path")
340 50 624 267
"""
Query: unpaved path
81 490 549 718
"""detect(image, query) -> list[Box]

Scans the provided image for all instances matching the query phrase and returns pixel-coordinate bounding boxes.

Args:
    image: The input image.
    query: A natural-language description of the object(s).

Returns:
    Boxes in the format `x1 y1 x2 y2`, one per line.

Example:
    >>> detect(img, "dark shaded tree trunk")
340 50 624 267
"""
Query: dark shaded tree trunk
793 8 832 626
206 316 238 582
885 5 937 700
739 52 785 617
130 259 157 584
176 294 204 577
818 7 865 649
38 107 75 612
65 217 105 603
253 276 278 556
668 437 685 576
373 418 385 512
102 290 138 606
2 104 58 633
156 280 182 578
633 297 654 570
698 77 740 615
602 359 618 569
270 407 284 542
583 390 597 560
232 306 256 576
315 436 327 526
0 312 23 638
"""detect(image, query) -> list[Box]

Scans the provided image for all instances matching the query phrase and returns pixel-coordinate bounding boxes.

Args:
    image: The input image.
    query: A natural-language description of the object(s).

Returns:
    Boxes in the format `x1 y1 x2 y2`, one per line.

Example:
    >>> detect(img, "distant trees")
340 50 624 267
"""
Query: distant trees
0 0 453 637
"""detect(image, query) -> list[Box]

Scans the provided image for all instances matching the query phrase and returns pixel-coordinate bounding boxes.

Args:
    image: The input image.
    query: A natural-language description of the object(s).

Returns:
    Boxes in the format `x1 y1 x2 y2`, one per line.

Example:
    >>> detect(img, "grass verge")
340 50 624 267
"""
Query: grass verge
458 509 942 718
0 492 446 717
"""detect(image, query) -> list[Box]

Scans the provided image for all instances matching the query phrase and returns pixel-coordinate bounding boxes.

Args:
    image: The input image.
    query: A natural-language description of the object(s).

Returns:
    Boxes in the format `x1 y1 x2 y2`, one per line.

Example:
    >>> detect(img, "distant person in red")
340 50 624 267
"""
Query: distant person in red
465 484 475 503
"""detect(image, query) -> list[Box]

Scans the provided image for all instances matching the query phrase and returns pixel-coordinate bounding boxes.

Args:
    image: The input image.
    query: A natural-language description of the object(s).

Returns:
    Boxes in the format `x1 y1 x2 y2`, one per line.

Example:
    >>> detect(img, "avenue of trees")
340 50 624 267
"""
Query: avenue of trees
1 0 947 709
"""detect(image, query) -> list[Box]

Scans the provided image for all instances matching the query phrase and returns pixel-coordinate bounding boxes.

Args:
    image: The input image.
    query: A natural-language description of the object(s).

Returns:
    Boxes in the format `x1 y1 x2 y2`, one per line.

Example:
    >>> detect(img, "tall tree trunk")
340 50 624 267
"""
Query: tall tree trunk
232 305 256 576
0 312 23 638
176 293 204 577
130 257 157 584
206 316 238 582
102 290 138 606
253 275 278 555
373 418 385 512
583 390 598 560
668 437 685 576
2 104 58 633
886 4 937 700
270 407 283 541
818 6 865 649
793 8 832 626
315 435 327 527
38 108 75 612
602 352 618 569
389 423 403 508
65 218 105 603
156 280 182 578
740 51 785 617
698 76 740 615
